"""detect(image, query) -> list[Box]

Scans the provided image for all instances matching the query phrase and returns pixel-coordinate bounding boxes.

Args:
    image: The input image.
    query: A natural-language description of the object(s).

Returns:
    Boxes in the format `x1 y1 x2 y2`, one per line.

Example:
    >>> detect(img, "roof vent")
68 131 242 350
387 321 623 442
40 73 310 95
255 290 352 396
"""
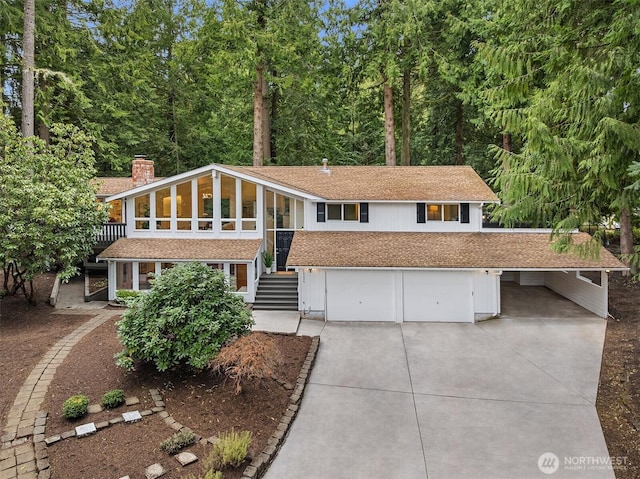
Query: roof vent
321 157 331 175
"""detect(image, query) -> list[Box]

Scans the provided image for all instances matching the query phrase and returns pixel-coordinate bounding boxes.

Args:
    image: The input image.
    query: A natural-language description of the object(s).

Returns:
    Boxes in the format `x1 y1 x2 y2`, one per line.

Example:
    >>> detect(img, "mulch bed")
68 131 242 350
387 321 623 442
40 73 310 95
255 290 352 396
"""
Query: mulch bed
595 272 640 479
0 273 92 429
2 269 640 478
41 316 312 478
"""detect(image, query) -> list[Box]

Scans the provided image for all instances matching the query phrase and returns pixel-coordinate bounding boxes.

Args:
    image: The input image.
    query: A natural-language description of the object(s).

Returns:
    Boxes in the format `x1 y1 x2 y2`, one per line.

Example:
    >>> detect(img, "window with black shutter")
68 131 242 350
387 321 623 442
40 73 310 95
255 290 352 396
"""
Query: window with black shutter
461 203 470 223
317 202 326 222
417 203 426 223
360 203 369 223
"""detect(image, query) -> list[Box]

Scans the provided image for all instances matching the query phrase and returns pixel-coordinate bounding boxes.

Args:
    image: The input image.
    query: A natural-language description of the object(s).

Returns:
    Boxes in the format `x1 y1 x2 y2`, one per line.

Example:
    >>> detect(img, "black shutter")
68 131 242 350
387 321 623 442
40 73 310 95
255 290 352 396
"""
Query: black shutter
461 203 470 223
417 203 426 223
317 202 326 222
360 203 369 223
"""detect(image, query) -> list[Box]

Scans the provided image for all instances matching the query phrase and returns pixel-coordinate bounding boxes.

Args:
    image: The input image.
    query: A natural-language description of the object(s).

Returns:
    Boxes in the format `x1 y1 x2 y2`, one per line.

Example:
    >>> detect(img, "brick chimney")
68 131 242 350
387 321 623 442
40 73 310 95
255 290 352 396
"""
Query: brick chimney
132 155 155 188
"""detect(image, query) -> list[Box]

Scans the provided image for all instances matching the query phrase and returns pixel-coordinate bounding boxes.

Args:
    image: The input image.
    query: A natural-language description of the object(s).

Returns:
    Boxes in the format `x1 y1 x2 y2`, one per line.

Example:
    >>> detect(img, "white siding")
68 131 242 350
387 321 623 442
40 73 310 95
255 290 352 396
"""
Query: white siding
514 271 545 286
473 270 500 319
544 271 608 318
305 202 484 232
298 269 326 317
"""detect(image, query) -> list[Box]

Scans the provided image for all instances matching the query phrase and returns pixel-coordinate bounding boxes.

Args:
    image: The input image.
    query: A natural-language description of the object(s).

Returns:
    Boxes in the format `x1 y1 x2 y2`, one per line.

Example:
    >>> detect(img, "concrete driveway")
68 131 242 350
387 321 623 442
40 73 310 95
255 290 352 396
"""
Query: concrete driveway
265 313 615 478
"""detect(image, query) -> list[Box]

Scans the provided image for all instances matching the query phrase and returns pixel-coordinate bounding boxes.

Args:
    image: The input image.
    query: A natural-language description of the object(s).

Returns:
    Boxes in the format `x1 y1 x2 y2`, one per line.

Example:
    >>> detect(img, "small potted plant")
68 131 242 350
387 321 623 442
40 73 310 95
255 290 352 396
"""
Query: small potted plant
262 251 274 274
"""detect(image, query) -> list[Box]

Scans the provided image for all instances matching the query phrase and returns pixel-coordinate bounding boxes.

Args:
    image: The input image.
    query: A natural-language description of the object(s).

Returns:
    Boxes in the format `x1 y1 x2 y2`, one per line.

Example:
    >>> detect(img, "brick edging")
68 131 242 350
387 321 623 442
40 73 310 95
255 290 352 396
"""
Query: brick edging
241 335 320 479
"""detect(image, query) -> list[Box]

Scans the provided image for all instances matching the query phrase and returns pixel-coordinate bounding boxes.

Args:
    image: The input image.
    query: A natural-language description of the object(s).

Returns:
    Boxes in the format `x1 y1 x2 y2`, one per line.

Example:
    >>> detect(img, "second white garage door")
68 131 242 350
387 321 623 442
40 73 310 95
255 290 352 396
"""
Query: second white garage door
324 269 474 322
403 270 473 322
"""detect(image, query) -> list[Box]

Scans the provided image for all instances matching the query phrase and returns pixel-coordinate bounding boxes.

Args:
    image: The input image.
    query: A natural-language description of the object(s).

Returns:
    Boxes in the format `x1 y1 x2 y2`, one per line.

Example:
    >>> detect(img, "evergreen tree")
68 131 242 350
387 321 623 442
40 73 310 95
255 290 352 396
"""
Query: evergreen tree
478 0 640 268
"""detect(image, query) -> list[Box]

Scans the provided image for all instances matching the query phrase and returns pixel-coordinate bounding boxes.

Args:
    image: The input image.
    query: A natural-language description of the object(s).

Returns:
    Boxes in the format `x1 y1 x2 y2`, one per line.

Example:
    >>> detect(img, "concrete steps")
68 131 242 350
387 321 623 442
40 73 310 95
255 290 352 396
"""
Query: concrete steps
253 274 298 311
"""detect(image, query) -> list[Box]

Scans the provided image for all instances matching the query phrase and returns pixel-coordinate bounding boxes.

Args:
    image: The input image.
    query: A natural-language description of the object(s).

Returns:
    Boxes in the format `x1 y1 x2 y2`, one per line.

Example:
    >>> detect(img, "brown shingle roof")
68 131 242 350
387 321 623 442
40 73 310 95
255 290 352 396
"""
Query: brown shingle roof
94 177 165 196
286 231 626 270
98 238 262 261
94 178 134 196
223 165 499 202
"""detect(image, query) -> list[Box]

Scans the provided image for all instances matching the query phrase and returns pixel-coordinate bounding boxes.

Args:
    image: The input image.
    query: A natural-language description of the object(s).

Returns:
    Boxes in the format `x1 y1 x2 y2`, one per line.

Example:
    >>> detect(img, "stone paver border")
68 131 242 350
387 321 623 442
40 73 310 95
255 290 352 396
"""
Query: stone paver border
1 309 120 479
242 335 320 479
0 312 319 479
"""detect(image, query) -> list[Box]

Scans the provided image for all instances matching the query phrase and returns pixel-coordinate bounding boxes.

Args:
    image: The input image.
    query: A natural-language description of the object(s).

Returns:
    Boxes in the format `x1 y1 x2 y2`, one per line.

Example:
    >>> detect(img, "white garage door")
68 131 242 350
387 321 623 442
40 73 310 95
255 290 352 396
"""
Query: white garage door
403 271 473 322
326 270 396 321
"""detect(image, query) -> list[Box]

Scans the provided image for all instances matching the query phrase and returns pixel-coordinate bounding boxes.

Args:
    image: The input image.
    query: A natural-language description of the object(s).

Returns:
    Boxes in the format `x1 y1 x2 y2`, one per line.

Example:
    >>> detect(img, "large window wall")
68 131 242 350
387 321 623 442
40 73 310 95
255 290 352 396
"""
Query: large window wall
265 190 304 256
109 260 255 300
130 173 261 235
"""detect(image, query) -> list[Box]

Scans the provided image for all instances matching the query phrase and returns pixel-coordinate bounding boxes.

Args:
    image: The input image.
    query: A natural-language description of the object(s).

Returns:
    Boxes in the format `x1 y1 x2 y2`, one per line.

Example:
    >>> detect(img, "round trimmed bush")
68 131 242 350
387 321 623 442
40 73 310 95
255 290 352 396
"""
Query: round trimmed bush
62 394 89 419
115 262 254 372
101 389 125 409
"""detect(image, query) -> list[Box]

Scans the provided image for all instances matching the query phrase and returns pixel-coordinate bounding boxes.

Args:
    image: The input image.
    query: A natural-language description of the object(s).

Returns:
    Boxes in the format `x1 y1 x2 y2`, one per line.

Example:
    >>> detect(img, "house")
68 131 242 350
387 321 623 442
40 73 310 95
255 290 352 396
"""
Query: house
96 159 626 322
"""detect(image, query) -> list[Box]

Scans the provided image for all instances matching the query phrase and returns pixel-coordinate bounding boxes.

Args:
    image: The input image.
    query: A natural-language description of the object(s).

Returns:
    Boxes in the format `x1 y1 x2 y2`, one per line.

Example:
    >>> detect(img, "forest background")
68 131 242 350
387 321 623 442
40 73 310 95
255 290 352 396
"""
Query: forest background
2 0 639 266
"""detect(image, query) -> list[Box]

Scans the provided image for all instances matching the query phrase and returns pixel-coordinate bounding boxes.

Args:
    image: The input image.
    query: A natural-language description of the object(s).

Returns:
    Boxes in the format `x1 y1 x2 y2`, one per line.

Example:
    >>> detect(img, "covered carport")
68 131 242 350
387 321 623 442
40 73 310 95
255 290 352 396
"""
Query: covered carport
500 281 602 319
287 230 626 322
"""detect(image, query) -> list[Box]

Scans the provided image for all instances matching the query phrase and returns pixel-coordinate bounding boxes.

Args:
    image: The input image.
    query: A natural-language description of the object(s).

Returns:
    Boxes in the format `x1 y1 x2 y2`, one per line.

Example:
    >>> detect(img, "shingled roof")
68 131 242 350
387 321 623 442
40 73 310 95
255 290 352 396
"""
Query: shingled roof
286 231 626 270
93 177 164 197
223 165 499 202
98 238 262 261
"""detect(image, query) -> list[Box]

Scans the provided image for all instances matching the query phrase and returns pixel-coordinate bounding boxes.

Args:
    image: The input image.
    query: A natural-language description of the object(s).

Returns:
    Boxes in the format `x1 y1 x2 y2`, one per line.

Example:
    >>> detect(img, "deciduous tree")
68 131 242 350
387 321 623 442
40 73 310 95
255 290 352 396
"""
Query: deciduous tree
0 115 107 302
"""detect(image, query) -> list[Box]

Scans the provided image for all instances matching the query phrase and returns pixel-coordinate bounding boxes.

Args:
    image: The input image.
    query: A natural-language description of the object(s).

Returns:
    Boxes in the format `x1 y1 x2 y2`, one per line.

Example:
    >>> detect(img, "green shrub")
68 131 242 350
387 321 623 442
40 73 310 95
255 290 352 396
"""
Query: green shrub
115 262 254 372
204 430 252 470
160 430 197 455
62 394 89 419
115 289 143 306
101 389 125 409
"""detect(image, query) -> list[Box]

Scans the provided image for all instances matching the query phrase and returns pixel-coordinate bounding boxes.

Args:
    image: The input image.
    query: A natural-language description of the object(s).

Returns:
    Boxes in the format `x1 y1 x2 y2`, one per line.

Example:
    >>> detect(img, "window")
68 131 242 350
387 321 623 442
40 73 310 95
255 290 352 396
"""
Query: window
425 204 460 222
327 204 342 220
155 187 171 230
139 262 155 290
198 175 214 230
116 262 132 289
241 180 257 231
176 181 192 230
134 194 150 230
427 204 441 221
107 199 123 223
326 203 360 221
443 204 459 221
220 174 236 231
344 203 358 221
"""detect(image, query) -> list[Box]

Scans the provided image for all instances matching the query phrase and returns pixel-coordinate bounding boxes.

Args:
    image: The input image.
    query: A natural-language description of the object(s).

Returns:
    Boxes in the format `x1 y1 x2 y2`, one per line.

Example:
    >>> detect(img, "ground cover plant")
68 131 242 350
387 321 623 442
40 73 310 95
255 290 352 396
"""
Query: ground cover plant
101 389 125 409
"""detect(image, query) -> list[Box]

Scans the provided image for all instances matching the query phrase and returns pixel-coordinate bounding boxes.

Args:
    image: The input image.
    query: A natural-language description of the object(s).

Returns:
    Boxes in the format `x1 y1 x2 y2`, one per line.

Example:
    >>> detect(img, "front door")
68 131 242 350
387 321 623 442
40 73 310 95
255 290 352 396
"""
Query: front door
276 231 295 271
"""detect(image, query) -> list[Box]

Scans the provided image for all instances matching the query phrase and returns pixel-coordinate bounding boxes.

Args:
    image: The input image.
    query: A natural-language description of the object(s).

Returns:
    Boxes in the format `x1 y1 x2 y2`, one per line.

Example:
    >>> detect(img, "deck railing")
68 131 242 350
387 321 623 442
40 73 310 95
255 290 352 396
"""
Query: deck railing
96 223 126 248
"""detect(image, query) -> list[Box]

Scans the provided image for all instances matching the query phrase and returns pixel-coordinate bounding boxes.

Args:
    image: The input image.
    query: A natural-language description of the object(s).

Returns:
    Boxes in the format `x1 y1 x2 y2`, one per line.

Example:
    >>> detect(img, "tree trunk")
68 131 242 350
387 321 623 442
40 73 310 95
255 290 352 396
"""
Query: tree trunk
22 0 35 138
383 76 396 166
401 69 410 166
262 73 271 163
455 100 464 165
619 207 635 276
252 63 264 166
503 132 512 152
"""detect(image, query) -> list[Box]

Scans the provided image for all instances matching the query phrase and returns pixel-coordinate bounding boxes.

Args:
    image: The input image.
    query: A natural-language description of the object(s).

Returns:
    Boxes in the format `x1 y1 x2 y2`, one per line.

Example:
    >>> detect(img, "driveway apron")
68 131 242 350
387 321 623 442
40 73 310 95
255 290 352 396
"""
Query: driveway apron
266 317 614 479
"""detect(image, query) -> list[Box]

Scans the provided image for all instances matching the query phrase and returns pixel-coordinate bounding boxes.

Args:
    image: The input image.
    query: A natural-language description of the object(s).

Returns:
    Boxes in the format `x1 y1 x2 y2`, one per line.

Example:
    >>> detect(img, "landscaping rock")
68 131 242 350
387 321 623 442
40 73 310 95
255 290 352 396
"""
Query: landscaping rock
75 423 97 438
174 451 198 466
125 397 140 406
144 463 165 479
122 411 142 423
87 404 102 414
